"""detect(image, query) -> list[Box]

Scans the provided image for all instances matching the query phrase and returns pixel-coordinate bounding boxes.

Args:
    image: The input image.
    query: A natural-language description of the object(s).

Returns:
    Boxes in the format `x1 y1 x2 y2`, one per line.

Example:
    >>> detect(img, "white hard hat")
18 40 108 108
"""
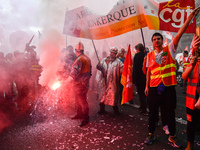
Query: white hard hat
75 42 84 51
110 47 118 54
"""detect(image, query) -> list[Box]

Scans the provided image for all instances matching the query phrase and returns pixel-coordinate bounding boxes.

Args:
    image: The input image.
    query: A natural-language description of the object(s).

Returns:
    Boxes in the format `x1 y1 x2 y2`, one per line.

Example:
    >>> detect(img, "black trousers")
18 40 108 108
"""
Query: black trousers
147 86 177 136
136 86 147 113
186 108 200 142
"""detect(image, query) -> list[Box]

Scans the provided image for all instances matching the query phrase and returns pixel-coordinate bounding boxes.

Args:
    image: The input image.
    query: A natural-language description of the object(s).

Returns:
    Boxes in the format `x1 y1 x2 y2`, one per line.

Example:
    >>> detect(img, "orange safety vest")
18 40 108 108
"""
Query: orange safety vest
186 63 199 110
182 55 191 71
148 46 177 87
76 54 91 74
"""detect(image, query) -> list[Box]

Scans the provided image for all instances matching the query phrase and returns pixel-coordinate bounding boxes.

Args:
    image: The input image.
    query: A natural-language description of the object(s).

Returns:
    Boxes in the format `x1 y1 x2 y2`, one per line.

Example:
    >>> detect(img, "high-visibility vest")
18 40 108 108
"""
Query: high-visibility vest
75 54 91 74
186 63 199 110
30 64 42 72
29 60 42 78
148 46 177 87
29 59 42 72
182 55 191 71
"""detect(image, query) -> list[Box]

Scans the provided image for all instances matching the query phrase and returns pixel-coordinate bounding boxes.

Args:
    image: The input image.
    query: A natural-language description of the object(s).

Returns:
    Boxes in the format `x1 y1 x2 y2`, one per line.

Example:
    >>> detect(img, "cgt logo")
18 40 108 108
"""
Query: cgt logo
160 7 193 28
158 0 195 33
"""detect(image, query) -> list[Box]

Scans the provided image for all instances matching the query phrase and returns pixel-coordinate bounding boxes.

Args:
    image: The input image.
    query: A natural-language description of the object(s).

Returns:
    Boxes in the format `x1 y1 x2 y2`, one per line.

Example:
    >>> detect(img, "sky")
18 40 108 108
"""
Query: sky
0 0 171 54
0 0 119 34
0 0 122 53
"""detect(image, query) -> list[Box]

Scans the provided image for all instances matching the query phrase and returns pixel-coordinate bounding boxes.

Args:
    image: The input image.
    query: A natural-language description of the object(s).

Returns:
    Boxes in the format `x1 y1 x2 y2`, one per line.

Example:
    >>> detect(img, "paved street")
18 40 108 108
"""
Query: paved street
0 85 200 150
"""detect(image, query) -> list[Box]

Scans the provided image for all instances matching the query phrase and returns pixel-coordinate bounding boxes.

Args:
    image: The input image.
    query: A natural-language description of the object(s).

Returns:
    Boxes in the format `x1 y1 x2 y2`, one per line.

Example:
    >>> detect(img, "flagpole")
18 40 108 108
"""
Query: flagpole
140 28 145 48
92 39 100 62
64 8 69 48
66 35 68 48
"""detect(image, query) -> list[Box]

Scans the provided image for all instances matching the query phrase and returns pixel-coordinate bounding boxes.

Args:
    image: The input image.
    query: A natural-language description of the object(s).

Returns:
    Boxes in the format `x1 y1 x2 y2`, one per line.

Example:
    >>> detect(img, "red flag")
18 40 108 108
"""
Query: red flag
184 46 189 51
159 0 196 33
163 31 173 40
121 44 133 105
190 35 196 55
168 32 174 41
163 38 168 47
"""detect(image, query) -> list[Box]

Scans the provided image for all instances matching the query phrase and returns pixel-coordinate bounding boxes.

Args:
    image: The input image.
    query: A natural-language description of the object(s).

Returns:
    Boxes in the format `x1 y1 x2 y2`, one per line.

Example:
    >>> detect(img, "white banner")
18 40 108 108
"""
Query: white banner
63 0 196 40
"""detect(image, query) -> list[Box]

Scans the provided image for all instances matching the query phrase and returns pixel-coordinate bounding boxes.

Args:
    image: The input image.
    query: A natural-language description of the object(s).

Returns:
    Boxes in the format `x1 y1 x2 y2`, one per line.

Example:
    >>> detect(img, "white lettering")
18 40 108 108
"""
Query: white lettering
160 8 172 23
171 9 184 28
185 8 193 18
159 7 193 28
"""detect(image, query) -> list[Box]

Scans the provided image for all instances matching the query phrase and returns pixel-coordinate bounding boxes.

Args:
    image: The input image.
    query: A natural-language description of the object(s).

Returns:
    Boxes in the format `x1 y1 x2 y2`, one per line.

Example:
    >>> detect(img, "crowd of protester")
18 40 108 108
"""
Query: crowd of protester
0 7 200 150
0 45 42 115
94 8 200 150
0 37 200 149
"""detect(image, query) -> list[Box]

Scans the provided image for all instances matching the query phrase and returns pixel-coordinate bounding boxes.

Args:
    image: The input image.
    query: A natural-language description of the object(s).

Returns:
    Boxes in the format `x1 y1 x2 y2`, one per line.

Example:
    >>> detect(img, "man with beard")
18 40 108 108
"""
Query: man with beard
96 47 124 117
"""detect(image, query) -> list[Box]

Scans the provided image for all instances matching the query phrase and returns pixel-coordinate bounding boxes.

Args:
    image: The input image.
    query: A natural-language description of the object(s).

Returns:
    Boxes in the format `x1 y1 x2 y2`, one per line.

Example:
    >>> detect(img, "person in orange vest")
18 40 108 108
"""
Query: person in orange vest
143 48 170 133
144 8 200 148
66 42 92 127
179 50 191 93
182 35 200 150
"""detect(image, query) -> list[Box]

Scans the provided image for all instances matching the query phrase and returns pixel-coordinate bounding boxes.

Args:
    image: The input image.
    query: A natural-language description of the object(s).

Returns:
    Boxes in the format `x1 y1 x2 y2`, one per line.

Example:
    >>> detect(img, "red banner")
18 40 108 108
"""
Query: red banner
121 45 133 105
158 0 196 33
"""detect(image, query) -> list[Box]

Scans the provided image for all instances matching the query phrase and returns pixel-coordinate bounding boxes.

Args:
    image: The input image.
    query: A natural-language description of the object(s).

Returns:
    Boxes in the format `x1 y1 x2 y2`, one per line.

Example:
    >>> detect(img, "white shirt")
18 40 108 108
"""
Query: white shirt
146 42 176 67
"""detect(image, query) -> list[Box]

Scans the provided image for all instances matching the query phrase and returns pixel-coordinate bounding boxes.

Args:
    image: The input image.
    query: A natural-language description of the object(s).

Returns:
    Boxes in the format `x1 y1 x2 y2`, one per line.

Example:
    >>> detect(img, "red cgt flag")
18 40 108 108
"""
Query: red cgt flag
121 44 133 105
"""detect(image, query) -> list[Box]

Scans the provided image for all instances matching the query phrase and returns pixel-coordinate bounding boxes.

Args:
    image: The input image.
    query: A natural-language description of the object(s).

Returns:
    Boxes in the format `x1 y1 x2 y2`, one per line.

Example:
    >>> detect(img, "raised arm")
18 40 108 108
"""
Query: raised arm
182 56 196 80
191 35 200 56
173 7 200 48
182 35 200 80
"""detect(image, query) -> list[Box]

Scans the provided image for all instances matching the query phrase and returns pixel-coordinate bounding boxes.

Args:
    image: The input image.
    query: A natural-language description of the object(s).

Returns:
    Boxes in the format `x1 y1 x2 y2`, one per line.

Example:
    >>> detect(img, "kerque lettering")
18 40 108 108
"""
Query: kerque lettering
87 5 136 27
159 7 193 28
